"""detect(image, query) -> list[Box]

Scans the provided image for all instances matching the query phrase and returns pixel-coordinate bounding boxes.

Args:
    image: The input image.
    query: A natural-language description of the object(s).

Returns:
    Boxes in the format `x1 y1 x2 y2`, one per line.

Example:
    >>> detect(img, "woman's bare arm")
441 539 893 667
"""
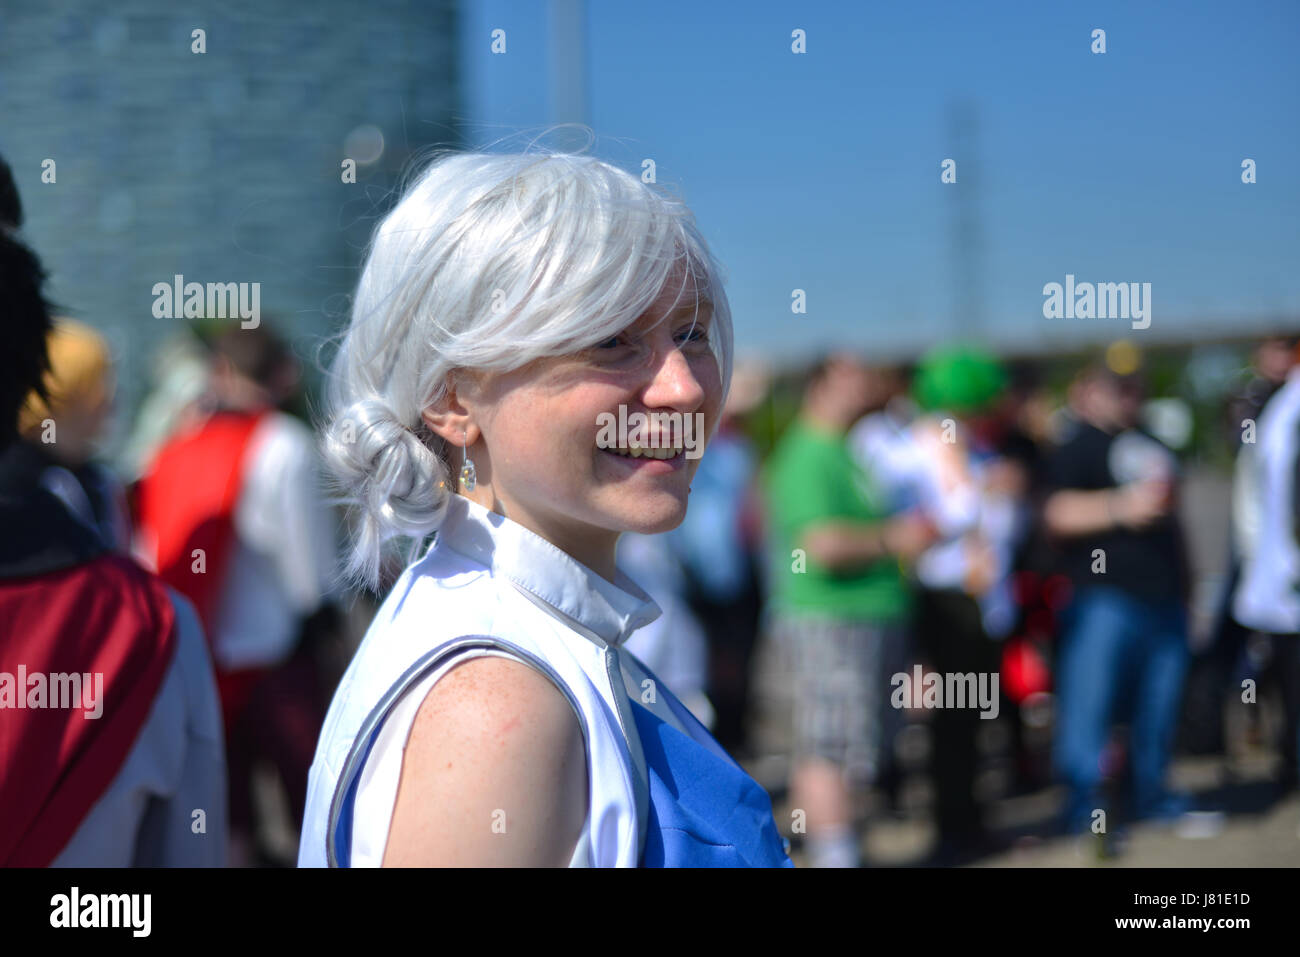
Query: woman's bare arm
381 656 588 867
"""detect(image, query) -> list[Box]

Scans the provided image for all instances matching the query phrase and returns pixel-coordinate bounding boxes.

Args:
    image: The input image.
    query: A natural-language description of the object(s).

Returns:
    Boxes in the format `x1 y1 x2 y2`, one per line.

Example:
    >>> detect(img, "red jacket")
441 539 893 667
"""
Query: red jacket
0 440 177 867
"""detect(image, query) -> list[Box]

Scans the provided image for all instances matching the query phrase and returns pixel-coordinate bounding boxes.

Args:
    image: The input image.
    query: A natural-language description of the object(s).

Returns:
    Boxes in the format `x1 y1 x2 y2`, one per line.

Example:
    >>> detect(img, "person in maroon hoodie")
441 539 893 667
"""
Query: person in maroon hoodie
0 177 226 866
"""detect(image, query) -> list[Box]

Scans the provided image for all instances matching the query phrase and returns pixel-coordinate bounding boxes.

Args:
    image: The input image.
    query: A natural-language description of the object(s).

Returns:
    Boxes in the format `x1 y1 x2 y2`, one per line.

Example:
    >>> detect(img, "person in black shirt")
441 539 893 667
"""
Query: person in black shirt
1044 363 1192 835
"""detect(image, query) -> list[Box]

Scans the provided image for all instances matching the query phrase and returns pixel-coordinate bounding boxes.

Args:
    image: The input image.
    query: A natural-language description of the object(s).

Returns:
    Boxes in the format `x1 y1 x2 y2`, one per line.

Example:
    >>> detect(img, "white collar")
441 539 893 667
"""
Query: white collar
433 495 662 648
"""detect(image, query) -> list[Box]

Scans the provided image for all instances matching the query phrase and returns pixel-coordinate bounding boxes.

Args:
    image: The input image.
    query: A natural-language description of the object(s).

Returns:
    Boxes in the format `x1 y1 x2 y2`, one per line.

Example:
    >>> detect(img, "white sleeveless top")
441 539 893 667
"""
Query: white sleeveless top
349 642 690 866
299 494 690 868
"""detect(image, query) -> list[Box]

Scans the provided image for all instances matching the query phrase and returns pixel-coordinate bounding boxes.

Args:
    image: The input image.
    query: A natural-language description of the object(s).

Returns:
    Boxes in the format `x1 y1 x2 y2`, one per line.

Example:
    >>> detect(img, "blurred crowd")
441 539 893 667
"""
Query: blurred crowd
3 144 1298 867
670 338 1300 867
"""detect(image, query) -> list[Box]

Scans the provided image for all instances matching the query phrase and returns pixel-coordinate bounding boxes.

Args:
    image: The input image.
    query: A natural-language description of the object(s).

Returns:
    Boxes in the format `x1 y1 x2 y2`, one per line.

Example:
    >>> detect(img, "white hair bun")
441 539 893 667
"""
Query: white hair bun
321 397 449 585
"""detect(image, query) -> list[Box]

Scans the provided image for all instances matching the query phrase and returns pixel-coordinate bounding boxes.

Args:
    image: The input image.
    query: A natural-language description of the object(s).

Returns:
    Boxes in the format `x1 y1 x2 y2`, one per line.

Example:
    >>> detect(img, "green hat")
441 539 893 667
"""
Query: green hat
913 345 1006 415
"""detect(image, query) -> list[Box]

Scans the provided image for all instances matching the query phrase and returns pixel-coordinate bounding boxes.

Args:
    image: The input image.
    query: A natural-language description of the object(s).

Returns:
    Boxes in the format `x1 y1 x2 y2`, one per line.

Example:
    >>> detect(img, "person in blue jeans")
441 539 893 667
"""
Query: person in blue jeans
1043 363 1193 834
1054 586 1189 829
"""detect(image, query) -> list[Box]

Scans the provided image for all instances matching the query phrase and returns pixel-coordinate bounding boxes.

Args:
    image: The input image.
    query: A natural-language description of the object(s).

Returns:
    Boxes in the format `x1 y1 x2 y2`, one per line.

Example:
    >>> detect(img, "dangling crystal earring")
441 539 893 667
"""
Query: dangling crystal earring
459 429 477 491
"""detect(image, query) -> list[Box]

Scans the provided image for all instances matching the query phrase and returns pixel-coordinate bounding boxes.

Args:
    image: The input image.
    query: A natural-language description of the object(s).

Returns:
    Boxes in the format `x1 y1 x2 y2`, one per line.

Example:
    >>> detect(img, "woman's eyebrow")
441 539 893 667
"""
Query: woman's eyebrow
669 302 713 321
631 300 713 331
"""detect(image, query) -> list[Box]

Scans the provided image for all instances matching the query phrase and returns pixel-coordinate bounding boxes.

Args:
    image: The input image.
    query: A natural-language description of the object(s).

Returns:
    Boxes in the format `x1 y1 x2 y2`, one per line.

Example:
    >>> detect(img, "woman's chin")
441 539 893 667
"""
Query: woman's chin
606 494 688 535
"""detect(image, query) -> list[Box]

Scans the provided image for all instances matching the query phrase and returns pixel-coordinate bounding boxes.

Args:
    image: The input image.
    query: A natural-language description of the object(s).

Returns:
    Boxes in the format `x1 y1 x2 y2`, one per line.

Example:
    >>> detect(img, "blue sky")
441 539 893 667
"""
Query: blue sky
458 0 1299 363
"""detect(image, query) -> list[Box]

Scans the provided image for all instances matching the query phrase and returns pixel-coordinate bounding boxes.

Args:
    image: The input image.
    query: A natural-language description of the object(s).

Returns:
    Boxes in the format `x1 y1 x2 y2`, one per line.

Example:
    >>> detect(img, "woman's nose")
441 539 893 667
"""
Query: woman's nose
642 342 706 412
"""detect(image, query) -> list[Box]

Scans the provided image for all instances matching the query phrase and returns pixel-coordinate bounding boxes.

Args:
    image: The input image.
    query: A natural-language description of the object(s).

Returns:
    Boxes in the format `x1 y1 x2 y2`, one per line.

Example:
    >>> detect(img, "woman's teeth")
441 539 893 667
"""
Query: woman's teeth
606 444 680 460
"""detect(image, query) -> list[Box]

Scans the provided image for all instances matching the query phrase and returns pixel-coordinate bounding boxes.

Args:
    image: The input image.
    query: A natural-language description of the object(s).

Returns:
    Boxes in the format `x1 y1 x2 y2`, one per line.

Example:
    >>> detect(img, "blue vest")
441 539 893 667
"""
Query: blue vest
632 656 793 867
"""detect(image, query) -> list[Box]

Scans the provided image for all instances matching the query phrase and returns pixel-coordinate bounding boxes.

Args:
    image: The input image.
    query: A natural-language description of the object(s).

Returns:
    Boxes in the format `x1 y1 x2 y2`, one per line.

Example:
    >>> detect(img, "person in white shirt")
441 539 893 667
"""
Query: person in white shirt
1233 360 1300 790
204 328 338 865
619 531 715 731
300 150 792 867
134 324 339 867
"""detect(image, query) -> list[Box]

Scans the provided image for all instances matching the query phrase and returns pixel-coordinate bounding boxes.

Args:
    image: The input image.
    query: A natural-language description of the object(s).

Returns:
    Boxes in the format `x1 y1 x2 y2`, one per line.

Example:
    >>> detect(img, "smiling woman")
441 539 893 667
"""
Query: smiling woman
298 149 792 868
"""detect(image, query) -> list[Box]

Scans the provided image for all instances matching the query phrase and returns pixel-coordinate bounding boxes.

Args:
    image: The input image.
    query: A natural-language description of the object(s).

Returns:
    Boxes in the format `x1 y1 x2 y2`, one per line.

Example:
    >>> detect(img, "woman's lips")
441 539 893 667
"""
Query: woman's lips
598 445 687 473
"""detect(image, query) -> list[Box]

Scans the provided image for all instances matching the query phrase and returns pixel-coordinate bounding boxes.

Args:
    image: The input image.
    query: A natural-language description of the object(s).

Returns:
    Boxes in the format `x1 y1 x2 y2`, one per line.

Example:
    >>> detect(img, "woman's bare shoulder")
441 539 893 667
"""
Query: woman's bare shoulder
382 654 588 867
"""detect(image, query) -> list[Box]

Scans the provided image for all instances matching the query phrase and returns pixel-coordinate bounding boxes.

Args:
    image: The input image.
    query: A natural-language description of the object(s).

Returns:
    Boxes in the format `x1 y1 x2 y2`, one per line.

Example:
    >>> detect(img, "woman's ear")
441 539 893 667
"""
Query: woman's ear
421 379 480 447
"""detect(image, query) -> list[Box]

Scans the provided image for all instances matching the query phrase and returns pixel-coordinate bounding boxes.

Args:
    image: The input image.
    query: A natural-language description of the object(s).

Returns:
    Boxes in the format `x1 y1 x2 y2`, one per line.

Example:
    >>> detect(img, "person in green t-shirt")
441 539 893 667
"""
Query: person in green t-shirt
762 354 935 868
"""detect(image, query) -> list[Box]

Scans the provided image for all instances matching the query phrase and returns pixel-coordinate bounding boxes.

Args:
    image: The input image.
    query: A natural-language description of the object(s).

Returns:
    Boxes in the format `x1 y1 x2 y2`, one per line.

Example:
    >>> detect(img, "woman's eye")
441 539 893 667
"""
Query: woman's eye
597 336 624 349
677 326 710 346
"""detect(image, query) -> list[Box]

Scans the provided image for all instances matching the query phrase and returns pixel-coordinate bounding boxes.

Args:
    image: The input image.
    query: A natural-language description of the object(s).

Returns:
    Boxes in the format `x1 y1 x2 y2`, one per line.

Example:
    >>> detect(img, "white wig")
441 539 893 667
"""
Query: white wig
322 150 734 588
